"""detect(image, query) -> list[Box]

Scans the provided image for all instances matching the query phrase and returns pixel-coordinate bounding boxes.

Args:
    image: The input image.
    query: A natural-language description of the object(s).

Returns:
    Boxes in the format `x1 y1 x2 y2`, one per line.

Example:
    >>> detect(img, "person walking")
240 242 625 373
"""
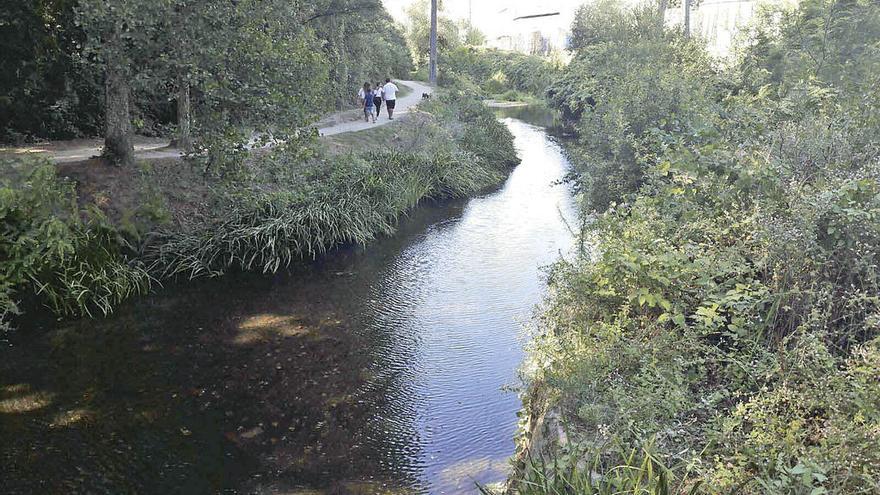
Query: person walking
361 83 376 123
373 82 384 118
357 82 367 105
382 78 399 120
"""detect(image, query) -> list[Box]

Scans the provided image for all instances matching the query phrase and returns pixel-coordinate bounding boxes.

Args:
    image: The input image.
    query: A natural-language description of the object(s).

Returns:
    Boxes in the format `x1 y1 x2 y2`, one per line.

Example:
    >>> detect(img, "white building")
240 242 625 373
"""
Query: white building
666 0 761 58
483 3 576 54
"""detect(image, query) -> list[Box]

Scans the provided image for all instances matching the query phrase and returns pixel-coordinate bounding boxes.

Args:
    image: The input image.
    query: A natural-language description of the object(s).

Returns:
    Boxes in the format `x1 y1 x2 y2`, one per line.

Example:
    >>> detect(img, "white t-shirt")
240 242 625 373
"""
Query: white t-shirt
382 82 399 100
374 86 383 98
357 88 366 99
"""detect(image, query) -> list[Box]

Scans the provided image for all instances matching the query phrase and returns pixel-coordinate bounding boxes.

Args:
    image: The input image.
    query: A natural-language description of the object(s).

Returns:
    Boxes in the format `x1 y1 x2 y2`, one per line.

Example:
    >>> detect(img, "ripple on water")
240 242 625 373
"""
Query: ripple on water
353 117 577 493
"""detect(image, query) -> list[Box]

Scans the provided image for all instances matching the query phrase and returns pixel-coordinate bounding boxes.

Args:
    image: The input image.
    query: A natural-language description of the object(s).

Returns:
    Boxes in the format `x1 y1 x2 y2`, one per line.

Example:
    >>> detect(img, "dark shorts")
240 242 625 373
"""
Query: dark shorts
386 99 396 110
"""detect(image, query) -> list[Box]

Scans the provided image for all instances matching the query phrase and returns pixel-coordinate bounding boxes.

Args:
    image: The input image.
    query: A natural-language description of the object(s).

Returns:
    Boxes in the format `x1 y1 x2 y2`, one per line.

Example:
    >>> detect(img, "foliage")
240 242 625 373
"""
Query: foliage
440 47 561 98
404 0 463 67
568 0 666 51
527 0 880 492
0 159 151 327
310 0 413 108
462 21 487 47
546 0 716 211
145 93 517 279
1 0 413 145
0 0 102 142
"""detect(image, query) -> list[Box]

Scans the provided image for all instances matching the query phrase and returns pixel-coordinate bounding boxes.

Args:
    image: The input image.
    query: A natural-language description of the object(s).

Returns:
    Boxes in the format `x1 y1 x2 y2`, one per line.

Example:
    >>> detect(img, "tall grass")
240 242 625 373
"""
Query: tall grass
2 91 517 329
480 445 701 495
146 92 517 280
146 148 505 279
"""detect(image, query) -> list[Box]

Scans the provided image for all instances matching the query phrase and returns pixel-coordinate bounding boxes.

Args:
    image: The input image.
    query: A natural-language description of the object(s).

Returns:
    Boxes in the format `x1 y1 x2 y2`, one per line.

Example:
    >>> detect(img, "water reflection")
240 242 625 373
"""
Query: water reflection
354 115 577 493
493 104 562 130
0 108 576 494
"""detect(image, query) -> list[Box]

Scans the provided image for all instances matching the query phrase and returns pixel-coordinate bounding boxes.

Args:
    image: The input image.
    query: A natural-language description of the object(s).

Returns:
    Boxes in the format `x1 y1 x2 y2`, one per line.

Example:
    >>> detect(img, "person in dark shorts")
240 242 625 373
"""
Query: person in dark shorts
360 82 376 123
373 82 383 117
382 78 399 119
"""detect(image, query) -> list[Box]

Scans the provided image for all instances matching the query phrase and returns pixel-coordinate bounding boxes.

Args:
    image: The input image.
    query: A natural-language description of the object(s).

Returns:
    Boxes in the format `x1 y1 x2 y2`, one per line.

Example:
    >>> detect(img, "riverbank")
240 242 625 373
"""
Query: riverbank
1 90 518 332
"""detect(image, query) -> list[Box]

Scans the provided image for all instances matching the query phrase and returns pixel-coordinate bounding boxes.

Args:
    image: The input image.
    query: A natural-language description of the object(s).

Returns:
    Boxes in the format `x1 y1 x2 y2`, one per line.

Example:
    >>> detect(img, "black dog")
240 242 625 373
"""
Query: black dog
422 92 431 99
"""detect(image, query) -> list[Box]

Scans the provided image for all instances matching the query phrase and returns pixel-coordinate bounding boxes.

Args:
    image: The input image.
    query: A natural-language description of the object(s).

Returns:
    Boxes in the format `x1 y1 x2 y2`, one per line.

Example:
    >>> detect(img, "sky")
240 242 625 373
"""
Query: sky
381 0 586 42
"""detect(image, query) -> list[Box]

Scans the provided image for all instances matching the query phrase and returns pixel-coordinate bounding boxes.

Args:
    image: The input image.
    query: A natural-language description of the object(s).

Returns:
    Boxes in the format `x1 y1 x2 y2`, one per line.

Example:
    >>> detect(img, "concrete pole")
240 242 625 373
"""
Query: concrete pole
429 0 438 85
684 0 691 38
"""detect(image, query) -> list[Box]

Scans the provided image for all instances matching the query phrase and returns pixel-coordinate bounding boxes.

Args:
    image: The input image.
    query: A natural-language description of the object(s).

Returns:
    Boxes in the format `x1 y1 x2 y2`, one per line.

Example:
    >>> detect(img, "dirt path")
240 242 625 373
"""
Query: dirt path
0 80 432 164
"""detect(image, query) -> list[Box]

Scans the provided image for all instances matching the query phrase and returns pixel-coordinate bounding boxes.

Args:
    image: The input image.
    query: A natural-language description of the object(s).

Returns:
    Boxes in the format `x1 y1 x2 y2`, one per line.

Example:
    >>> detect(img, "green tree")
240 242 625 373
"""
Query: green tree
308 0 412 108
76 0 166 165
405 0 460 67
0 0 101 142
462 21 486 47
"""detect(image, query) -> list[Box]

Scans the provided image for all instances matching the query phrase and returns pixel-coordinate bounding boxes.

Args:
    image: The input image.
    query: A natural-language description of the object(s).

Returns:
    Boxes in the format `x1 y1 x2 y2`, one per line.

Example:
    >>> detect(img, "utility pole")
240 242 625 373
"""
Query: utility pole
684 0 691 38
429 0 438 85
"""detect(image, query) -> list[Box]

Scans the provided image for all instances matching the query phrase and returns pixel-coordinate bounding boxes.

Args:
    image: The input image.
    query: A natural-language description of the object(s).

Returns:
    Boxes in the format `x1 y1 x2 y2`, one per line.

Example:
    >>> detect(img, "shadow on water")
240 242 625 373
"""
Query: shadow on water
0 106 576 494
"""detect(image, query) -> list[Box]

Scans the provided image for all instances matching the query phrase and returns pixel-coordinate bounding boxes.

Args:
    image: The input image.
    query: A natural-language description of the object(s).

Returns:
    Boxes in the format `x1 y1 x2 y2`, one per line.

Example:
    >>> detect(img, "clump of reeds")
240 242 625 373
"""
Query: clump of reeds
483 443 700 495
146 146 506 279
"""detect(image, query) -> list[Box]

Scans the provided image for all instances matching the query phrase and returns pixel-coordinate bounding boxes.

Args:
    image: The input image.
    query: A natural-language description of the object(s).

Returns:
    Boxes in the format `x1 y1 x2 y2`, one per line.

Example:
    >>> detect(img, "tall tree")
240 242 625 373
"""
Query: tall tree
405 0 460 67
146 0 329 169
77 0 164 165
309 0 412 108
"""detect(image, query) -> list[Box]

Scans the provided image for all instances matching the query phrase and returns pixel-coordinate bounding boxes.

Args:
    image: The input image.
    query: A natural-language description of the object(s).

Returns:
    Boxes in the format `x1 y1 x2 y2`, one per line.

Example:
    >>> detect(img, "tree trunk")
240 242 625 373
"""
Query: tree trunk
659 0 668 27
176 79 194 153
103 60 134 166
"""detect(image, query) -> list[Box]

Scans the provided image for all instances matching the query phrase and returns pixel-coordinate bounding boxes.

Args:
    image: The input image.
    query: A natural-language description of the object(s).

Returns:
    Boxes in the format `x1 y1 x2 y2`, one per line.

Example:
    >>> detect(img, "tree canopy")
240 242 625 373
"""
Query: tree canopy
1 0 413 165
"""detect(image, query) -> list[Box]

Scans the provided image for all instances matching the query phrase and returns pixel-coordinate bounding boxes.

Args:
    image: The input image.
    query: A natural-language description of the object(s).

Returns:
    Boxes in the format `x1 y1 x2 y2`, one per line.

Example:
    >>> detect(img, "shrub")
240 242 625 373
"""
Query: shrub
527 0 880 492
1 159 151 327
440 47 561 99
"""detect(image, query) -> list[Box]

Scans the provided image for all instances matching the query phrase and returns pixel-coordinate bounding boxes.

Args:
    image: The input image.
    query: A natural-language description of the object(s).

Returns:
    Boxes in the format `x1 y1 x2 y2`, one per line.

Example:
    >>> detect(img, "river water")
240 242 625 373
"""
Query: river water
1 106 576 494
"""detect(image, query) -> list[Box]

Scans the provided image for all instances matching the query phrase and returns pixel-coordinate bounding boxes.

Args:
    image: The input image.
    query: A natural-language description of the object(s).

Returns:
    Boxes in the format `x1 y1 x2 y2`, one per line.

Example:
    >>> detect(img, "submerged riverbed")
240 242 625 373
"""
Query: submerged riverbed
1 106 576 494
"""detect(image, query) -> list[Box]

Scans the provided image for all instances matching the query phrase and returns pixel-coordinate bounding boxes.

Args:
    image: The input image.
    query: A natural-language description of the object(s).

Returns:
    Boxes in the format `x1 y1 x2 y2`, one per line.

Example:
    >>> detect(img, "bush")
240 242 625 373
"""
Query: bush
440 46 561 99
1 159 151 327
546 1 717 211
527 0 880 492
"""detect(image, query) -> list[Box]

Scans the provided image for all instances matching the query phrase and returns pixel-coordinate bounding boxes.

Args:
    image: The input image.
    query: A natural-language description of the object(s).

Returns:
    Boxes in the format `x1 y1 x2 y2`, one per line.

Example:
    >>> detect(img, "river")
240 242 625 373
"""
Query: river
0 105 576 494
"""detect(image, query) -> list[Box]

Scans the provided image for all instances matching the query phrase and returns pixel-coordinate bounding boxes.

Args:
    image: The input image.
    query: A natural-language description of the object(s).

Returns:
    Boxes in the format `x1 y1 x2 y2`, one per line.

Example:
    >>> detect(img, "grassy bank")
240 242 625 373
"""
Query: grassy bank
1 92 518 331
513 0 880 493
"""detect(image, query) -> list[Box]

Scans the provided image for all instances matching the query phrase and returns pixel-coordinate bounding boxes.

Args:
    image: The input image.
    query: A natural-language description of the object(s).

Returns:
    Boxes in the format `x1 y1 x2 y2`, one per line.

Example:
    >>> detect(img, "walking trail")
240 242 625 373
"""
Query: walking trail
1 80 432 164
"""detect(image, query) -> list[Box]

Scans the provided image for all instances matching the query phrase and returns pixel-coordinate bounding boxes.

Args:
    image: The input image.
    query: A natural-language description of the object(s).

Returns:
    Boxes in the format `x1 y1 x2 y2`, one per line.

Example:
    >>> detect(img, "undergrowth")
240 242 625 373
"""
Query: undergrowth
1 160 152 323
1 91 518 329
516 0 880 493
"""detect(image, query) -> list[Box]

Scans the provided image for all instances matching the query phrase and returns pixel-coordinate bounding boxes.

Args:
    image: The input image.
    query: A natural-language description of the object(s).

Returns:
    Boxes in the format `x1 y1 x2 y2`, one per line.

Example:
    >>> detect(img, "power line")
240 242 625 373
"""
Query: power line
513 12 560 21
